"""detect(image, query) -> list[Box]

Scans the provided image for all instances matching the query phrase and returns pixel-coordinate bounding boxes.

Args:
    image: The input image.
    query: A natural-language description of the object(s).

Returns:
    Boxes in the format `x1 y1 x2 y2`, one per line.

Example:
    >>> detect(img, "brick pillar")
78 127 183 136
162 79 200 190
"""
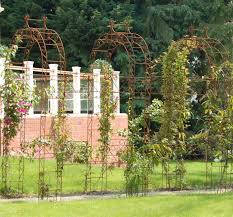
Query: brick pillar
49 64 58 115
24 61 34 116
0 58 5 119
113 71 120 113
93 69 101 114
72 66 81 114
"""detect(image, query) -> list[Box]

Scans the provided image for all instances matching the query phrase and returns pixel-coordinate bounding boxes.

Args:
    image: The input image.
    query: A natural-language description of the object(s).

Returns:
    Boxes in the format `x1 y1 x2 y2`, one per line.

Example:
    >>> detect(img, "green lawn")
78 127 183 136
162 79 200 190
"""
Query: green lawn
0 193 233 217
0 157 230 196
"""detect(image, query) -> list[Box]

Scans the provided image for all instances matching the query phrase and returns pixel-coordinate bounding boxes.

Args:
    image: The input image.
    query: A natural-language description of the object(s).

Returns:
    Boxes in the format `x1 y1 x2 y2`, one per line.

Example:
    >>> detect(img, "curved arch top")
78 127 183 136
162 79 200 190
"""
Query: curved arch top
180 36 229 65
12 16 66 70
91 20 152 73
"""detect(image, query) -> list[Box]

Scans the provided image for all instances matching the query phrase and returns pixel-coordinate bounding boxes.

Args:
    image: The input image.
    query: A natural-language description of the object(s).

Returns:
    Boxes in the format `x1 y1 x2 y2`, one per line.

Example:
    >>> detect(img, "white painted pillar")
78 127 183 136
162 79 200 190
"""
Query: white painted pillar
0 5 4 13
72 66 81 114
49 64 59 115
93 68 101 114
0 58 5 119
24 61 34 116
113 71 120 113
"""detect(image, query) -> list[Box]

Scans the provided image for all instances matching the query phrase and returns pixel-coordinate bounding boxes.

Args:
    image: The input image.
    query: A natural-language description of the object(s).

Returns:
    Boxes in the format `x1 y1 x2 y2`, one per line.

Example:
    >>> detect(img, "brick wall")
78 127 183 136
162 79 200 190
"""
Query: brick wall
7 113 128 165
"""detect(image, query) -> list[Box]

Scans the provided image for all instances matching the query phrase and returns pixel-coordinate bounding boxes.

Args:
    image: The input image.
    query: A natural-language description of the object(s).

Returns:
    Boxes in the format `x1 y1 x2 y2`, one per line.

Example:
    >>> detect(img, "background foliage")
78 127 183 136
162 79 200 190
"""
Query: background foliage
1 0 233 158
1 0 233 69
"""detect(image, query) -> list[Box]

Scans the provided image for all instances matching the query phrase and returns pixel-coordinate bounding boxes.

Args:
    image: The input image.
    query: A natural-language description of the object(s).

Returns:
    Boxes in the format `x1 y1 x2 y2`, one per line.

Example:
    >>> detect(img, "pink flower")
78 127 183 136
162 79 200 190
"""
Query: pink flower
18 101 32 107
26 102 32 107
17 108 28 114
18 101 26 106
4 117 12 125
17 101 32 114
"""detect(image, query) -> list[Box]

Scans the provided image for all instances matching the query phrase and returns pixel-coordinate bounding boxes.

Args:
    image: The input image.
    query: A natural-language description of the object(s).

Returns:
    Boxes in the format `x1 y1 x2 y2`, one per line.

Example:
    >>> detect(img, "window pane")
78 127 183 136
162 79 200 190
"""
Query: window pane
58 79 73 113
33 77 49 114
81 79 93 113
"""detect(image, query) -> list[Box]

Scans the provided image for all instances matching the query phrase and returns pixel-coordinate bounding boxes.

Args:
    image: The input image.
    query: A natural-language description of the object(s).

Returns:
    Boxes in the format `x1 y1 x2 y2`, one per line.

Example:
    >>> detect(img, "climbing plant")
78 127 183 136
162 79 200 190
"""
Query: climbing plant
43 79 69 198
120 99 172 195
91 59 116 160
0 42 37 194
120 39 193 193
0 43 35 147
193 61 233 187
158 41 193 189
158 38 227 189
91 59 116 190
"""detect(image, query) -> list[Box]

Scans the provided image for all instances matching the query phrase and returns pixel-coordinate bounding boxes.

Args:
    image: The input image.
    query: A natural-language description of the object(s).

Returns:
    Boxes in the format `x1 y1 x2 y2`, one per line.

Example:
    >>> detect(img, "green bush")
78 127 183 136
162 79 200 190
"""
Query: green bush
63 141 90 164
25 139 90 164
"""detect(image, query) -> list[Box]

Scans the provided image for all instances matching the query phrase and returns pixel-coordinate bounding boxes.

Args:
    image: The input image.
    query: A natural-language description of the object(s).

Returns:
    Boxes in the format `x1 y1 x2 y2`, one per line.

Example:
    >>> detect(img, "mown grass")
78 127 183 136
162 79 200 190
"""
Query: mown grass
0 193 233 217
0 157 229 195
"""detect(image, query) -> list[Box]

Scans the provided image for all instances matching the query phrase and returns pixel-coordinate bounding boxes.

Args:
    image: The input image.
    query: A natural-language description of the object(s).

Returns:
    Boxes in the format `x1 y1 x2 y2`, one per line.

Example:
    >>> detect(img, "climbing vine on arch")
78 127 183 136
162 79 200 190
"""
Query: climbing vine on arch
193 61 233 187
0 41 38 195
159 41 192 188
158 38 218 188
90 59 116 190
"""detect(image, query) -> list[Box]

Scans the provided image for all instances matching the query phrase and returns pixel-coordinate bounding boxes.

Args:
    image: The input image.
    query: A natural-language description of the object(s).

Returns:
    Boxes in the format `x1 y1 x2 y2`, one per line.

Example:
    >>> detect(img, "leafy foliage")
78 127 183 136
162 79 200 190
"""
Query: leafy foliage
91 59 116 162
193 61 233 161
1 0 233 67
25 138 90 164
158 41 191 187
120 98 163 149
0 43 37 146
120 99 172 194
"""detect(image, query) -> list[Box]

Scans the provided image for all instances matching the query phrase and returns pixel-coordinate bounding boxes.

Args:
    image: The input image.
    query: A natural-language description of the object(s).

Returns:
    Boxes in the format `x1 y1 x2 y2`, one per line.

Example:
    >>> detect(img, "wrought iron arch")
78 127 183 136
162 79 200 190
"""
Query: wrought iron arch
91 20 152 73
87 21 153 195
180 35 229 67
12 16 66 70
10 16 67 200
91 21 152 119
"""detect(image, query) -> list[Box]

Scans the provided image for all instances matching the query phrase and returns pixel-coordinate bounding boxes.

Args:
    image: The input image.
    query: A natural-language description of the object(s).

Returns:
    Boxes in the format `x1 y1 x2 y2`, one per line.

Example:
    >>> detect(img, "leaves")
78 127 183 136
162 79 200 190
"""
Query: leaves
198 61 233 161
0 43 38 149
92 59 116 162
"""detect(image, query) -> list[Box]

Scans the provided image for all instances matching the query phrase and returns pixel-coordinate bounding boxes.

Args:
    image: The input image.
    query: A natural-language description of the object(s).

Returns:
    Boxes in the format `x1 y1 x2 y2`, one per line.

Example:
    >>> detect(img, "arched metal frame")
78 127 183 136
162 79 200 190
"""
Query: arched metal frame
91 20 153 146
160 30 231 191
86 21 152 194
181 36 228 68
10 16 67 200
91 20 151 71
12 16 66 70
178 33 229 102
91 20 152 120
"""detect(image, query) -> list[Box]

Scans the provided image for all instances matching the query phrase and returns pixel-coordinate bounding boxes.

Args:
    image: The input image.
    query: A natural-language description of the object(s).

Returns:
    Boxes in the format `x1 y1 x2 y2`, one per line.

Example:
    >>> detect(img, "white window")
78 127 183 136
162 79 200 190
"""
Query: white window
80 79 93 114
33 75 49 114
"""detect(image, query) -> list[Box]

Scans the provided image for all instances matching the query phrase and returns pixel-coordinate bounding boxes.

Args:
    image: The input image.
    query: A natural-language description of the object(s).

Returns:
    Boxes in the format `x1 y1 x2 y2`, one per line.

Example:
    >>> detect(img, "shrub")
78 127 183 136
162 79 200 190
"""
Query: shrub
25 138 90 164
63 141 90 164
